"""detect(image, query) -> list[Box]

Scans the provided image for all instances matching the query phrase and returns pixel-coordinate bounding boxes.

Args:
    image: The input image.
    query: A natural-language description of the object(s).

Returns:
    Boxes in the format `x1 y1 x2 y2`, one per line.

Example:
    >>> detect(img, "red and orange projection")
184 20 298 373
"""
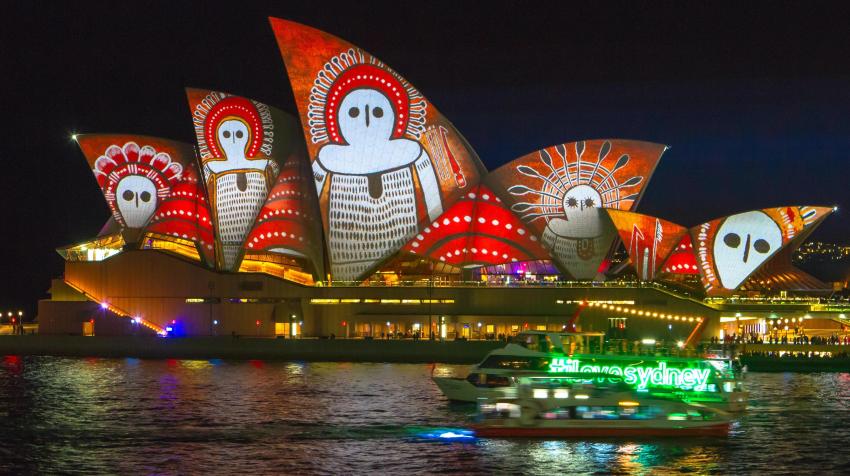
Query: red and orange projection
76 134 215 266
402 185 549 266
487 140 666 279
269 18 485 281
691 206 833 295
606 210 687 281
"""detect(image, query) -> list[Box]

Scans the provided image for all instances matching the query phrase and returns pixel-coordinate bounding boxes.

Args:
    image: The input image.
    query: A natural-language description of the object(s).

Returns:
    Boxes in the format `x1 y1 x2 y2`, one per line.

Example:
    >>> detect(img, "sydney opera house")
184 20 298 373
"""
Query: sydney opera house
38 19 844 343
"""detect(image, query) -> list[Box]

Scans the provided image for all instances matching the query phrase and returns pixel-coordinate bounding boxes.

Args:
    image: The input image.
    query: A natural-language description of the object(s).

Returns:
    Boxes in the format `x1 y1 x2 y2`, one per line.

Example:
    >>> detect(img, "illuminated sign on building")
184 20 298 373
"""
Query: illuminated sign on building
548 357 712 390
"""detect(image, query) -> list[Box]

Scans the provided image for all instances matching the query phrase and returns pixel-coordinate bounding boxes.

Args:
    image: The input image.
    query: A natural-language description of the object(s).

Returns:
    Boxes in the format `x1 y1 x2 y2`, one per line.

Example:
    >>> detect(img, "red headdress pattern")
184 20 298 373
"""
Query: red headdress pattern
92 141 182 228
144 162 215 266
191 90 275 163
307 49 426 144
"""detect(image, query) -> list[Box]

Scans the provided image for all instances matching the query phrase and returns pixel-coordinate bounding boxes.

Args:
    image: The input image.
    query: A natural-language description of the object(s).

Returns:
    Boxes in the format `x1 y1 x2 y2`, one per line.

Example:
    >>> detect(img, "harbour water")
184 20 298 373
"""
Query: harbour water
1 356 849 474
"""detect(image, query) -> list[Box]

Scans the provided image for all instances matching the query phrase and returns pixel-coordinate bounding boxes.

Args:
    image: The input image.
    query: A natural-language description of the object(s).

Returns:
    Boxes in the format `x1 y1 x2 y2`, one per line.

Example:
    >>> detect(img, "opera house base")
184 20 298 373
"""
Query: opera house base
37 249 720 342
0 335 504 363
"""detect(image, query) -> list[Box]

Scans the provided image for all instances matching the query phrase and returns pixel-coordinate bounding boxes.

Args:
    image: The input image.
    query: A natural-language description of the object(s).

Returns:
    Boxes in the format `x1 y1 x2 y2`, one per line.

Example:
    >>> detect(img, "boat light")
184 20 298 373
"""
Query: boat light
574 394 589 399
553 389 569 399
641 338 656 345
533 389 548 399
677 340 685 349
619 401 640 407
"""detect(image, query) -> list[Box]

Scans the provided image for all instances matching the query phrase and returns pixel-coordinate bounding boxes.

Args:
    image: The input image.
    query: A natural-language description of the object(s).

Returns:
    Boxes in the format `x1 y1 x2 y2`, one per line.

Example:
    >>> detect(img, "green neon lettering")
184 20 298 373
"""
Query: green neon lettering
547 359 712 390
637 367 653 389
681 369 694 387
695 369 710 388
623 367 638 385
650 362 665 386
666 367 682 387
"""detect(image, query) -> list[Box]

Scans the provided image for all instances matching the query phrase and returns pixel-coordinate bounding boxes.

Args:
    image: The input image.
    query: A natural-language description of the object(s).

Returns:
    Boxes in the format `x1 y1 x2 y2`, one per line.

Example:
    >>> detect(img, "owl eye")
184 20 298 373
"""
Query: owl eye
723 233 741 248
753 239 771 253
223 130 231 139
372 106 384 118
235 130 244 139
566 197 578 208
583 198 595 208
348 107 360 118
122 190 134 201
140 191 152 203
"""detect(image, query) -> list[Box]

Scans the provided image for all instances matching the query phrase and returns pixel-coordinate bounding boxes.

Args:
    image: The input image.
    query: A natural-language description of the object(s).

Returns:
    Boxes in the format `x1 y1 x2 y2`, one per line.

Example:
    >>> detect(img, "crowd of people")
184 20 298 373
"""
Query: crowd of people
708 333 850 346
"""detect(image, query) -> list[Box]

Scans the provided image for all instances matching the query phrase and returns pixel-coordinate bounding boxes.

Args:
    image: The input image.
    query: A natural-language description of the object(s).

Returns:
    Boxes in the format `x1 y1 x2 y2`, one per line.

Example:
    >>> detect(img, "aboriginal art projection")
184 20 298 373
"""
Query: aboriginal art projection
144 161 216 267
692 206 833 295
78 136 183 233
243 153 325 279
187 88 303 271
605 210 687 281
661 235 700 275
270 18 485 281
402 185 549 267
487 140 666 280
76 134 215 265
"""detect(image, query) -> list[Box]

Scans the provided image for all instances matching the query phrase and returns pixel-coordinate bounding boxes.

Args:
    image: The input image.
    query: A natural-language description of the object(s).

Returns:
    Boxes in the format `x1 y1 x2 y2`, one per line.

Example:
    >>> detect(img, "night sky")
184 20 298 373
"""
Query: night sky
3 1 850 315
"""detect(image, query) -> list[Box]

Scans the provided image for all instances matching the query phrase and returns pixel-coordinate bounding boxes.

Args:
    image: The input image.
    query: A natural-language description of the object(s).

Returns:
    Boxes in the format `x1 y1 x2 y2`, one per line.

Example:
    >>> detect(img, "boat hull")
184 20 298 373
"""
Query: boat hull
432 376 512 402
433 376 746 412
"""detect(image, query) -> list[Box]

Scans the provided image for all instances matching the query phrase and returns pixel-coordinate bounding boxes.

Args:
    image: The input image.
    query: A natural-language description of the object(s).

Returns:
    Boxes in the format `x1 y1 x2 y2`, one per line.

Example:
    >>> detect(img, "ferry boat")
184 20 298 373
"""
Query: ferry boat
472 373 732 438
433 331 747 411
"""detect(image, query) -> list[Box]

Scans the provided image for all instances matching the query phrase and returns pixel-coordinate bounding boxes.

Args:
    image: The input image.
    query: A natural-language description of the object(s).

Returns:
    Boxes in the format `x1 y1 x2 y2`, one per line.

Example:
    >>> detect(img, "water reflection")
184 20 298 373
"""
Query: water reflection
1 357 850 473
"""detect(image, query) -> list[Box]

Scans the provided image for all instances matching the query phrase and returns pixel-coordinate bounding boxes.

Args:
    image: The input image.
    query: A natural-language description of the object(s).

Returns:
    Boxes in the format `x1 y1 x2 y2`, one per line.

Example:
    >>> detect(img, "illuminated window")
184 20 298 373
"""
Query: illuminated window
440 299 455 304
340 299 361 303
310 299 340 304
401 299 421 304
380 299 400 304
363 299 379 303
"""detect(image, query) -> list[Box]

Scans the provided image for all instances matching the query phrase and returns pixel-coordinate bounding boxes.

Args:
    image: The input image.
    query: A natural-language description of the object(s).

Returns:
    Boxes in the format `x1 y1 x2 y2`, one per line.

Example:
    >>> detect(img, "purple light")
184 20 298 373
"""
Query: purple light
100 302 109 310
166 326 173 332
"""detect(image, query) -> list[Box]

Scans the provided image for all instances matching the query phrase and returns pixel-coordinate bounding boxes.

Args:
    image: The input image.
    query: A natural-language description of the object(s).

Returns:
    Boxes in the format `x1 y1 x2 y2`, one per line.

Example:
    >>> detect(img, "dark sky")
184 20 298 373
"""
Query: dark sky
3 1 850 315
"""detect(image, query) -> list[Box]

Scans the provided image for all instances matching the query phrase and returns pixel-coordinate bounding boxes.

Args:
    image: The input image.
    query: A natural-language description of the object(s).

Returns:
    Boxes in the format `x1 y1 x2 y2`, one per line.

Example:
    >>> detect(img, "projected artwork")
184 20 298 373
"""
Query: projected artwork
144 161 216 266
270 18 484 281
661 235 699 275
487 140 666 279
188 88 294 271
402 185 549 267
243 154 326 278
692 206 833 294
77 136 185 232
606 210 687 281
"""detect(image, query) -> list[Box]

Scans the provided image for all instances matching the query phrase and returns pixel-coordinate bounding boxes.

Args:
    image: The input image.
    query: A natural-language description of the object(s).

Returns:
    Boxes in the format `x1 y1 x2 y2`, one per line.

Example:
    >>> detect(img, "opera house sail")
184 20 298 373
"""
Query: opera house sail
43 18 836 339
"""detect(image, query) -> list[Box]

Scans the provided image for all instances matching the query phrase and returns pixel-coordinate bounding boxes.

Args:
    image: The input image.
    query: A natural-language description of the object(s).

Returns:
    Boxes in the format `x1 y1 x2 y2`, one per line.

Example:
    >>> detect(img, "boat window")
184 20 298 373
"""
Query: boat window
510 334 552 353
479 356 550 371
465 373 512 388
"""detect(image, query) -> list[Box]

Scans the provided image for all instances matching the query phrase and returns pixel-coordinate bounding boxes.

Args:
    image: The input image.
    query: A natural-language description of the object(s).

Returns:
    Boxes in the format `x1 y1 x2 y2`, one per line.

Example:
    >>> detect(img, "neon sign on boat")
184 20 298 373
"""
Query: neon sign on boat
548 358 712 390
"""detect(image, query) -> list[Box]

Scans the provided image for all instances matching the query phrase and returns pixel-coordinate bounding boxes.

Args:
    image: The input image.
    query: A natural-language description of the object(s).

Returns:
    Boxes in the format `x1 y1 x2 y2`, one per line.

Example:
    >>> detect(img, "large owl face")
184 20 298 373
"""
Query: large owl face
547 184 604 237
217 118 250 160
116 175 157 228
713 211 782 289
338 89 394 145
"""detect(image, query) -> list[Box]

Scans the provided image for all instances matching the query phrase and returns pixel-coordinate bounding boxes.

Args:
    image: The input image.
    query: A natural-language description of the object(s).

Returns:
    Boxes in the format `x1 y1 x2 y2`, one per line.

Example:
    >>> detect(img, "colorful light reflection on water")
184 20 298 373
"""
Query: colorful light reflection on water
0 358 849 473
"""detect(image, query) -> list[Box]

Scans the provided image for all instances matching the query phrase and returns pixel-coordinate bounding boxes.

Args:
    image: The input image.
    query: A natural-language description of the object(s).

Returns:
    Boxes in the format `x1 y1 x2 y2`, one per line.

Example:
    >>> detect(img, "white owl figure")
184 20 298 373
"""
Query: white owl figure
542 184 609 279
713 211 782 289
207 119 268 174
313 87 443 281
115 175 158 228
199 95 276 271
90 140 182 233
